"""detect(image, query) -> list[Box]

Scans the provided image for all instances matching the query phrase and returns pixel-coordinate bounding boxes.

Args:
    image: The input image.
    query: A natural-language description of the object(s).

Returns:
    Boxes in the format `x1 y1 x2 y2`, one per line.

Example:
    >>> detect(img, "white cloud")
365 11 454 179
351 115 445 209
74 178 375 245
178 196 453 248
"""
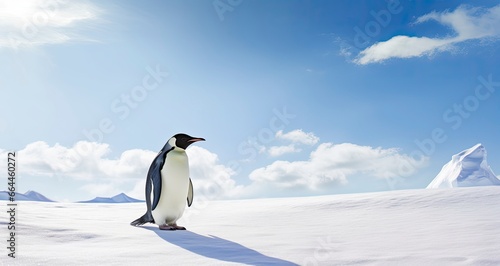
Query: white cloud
2 140 428 200
268 144 301 157
0 141 155 198
131 146 244 201
0 0 102 49
3 141 242 200
250 143 427 190
16 141 155 180
355 4 500 64
187 146 244 200
276 129 319 145
80 183 119 198
265 129 319 157
128 179 148 200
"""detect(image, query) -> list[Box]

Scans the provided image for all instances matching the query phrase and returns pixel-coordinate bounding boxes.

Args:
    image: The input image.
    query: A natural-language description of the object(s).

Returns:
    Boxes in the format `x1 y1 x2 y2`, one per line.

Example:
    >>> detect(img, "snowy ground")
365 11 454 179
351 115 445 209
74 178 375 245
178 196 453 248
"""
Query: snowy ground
1 186 500 266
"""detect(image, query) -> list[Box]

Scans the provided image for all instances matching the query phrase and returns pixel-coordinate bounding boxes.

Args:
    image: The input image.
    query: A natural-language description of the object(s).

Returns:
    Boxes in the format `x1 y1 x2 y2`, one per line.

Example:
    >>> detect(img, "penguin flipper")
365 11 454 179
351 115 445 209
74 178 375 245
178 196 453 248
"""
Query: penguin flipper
151 165 162 210
187 178 194 207
150 147 173 210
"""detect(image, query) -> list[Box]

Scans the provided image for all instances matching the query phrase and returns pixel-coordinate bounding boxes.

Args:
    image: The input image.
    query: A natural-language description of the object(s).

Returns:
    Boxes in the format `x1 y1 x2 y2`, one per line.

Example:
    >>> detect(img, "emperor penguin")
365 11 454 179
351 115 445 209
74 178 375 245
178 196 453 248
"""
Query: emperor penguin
130 133 205 230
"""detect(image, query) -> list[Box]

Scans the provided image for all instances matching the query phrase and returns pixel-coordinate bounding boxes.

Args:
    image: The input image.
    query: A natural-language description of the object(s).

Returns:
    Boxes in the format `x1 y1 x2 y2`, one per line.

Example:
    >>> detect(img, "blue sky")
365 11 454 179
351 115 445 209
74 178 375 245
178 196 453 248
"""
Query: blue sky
1 0 499 202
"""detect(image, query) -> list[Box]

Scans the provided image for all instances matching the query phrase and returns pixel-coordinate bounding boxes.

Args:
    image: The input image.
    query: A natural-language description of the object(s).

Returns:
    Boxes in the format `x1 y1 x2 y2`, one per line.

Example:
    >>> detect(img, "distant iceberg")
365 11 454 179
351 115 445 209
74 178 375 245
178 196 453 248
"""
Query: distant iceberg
427 143 500 188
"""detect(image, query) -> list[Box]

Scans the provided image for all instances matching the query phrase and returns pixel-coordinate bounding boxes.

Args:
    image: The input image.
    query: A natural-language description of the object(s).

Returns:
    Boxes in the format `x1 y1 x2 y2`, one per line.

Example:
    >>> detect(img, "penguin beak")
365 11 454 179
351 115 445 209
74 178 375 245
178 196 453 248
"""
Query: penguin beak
188 137 205 143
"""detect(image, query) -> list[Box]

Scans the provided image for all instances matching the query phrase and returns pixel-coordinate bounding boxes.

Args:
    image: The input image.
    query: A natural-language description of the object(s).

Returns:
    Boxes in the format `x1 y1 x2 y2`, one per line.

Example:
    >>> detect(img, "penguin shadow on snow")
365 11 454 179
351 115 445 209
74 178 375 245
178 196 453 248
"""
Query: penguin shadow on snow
142 226 298 265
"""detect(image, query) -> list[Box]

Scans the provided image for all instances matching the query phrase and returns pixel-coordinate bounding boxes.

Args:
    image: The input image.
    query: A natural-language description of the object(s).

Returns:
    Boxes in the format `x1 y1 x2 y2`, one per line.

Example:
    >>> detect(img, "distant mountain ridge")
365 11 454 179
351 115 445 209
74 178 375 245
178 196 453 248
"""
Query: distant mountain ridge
0 191 143 203
0 190 54 202
77 193 144 203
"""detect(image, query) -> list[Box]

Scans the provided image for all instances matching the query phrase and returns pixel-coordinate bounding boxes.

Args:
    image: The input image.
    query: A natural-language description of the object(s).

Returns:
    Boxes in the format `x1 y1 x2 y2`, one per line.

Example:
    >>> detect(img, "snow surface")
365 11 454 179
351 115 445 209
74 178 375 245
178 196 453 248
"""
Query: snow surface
1 187 500 265
427 143 500 188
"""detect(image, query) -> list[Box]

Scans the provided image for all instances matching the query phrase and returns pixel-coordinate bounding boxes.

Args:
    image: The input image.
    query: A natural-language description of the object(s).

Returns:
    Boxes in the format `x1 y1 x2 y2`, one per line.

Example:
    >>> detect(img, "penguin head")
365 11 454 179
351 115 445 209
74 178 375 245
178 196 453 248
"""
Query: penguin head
168 133 205 150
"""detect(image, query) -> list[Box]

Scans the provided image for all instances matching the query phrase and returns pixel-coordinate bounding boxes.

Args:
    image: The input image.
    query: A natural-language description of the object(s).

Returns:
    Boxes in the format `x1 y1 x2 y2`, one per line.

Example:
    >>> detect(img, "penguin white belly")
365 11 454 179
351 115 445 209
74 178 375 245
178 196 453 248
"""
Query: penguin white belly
152 150 190 225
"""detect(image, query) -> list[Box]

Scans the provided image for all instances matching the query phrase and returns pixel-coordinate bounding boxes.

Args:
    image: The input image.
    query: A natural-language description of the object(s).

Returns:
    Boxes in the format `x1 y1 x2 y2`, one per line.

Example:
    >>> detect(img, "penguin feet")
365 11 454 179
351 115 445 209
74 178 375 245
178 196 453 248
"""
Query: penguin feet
159 224 186 231
174 225 186 230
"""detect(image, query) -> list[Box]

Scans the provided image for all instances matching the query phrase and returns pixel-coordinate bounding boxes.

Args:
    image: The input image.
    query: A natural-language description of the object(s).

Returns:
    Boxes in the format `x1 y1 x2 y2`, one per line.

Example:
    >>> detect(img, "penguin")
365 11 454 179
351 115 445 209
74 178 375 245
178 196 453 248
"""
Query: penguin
130 133 205 230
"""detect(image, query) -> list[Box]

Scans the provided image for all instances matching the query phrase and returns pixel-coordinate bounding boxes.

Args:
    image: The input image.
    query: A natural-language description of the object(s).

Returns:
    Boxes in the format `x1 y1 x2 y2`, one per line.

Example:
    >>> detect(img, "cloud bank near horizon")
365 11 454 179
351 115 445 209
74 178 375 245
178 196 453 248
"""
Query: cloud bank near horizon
1 129 427 201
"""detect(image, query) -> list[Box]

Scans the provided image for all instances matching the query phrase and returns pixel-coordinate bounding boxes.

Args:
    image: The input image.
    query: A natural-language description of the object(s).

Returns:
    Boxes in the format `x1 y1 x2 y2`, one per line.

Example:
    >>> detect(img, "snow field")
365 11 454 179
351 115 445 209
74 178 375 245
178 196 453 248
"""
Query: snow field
1 186 499 265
